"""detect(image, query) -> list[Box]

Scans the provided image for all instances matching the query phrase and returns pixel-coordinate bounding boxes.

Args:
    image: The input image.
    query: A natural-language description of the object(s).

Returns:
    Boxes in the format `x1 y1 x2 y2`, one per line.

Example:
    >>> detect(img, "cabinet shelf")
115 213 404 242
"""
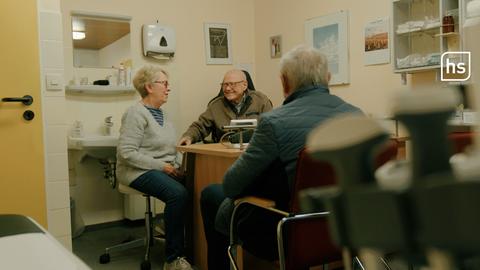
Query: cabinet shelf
396 26 441 36
394 64 441 73
434 31 459 37
65 85 136 95
392 0 463 74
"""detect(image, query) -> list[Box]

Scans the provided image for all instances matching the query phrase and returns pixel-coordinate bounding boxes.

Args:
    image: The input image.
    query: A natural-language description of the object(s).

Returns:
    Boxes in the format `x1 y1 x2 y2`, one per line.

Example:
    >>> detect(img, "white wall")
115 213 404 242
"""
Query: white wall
60 0 467 226
253 0 449 119
61 0 255 225
73 49 99 67
99 33 131 68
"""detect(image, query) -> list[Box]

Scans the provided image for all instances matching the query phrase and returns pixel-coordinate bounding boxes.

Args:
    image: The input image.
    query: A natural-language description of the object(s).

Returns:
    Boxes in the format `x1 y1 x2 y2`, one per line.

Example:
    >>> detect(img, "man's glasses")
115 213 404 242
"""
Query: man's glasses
220 80 245 88
153 80 169 87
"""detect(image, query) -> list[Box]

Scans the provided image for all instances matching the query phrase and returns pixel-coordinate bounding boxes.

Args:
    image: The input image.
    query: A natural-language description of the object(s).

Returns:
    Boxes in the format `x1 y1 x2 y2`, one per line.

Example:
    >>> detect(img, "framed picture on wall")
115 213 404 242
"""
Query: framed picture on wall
270 35 282 58
364 17 390 65
204 23 232 65
305 10 350 85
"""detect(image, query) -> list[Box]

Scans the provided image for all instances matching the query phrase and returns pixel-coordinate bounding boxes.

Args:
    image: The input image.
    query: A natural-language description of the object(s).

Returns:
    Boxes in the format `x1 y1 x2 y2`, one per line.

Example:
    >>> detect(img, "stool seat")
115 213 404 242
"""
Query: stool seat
118 183 145 196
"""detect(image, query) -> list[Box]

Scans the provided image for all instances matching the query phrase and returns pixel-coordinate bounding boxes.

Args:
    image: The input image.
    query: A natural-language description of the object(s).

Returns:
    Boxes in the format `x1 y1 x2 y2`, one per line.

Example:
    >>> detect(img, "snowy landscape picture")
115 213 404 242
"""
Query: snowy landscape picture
305 11 349 85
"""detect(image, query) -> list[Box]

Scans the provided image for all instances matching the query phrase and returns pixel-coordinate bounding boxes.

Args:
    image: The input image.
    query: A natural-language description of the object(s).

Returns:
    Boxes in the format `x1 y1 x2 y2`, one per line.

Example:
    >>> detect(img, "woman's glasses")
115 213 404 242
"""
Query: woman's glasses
153 80 169 87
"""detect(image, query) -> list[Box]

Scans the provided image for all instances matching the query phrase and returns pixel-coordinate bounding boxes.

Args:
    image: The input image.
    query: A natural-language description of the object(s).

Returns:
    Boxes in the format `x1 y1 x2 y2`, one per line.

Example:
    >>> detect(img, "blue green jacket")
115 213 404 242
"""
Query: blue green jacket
223 85 362 199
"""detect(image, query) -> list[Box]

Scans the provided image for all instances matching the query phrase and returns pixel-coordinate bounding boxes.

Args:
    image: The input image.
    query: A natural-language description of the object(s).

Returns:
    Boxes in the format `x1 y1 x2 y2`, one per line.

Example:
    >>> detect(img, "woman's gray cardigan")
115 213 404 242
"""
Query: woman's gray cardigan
116 102 179 186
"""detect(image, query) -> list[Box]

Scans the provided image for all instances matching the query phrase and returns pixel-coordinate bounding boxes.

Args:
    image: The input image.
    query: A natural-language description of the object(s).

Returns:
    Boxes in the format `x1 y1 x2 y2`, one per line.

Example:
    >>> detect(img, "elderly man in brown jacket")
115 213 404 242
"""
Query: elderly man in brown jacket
178 69 273 145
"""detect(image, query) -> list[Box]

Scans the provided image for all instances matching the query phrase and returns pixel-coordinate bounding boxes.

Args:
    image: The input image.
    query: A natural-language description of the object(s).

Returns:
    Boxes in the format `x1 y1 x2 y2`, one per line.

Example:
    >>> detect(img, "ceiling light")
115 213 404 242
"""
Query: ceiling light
72 31 86 40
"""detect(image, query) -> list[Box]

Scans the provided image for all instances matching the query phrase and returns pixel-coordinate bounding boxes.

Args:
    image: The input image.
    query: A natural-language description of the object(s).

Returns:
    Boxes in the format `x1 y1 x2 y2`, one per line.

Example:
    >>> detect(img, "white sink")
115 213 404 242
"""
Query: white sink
68 135 118 160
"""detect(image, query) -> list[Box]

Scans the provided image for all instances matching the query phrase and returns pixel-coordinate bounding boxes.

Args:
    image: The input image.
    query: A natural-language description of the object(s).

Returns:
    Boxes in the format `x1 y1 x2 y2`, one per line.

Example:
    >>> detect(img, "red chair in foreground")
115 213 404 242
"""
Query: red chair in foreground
228 142 398 270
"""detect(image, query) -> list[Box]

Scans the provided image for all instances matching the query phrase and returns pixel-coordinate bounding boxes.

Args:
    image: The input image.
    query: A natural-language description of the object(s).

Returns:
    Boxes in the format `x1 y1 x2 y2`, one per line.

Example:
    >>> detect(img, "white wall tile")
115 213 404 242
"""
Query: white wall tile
44 96 67 125
41 40 64 69
55 235 73 251
47 208 71 237
46 153 69 181
46 181 70 210
38 0 70 252
39 11 63 41
45 125 68 154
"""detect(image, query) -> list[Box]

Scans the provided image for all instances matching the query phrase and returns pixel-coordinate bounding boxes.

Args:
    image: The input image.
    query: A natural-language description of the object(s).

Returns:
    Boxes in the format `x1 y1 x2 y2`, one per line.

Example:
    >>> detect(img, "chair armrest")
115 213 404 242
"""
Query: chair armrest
228 196 288 270
234 196 288 216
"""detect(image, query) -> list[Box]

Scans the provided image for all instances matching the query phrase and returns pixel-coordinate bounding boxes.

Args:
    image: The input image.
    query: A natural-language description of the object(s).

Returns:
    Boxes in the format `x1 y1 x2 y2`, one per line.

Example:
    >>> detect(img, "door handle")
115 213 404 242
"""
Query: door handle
2 95 33 105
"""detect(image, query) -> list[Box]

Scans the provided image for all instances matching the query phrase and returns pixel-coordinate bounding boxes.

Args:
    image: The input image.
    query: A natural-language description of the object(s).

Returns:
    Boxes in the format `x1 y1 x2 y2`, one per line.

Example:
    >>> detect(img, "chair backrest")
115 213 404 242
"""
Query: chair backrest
284 142 398 269
289 148 336 213
290 142 398 213
284 148 340 269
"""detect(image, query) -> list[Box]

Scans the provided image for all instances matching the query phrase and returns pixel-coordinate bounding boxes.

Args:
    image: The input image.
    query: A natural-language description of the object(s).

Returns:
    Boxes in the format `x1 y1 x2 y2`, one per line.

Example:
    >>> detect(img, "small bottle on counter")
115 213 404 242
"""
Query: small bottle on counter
118 64 126 86
71 120 84 138
125 66 132 86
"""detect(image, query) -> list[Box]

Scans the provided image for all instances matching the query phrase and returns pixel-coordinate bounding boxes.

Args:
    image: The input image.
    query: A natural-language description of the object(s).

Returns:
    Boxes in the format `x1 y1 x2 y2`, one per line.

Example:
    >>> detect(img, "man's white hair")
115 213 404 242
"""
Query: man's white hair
279 45 329 91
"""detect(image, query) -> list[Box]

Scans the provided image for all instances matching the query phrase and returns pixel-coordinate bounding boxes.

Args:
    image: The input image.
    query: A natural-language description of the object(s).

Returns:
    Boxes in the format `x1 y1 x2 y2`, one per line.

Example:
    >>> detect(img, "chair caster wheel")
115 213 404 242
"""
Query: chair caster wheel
141 260 151 270
99 253 110 264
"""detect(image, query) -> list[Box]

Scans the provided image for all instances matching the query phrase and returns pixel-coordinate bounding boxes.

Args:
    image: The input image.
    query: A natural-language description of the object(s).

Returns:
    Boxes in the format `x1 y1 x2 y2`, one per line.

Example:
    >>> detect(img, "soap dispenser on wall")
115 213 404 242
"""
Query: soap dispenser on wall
142 23 176 60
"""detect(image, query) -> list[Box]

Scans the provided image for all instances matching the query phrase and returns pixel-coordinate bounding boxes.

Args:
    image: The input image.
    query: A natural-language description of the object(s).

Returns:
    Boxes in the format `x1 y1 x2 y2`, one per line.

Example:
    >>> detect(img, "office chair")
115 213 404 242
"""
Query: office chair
227 148 341 270
227 144 397 270
99 183 157 270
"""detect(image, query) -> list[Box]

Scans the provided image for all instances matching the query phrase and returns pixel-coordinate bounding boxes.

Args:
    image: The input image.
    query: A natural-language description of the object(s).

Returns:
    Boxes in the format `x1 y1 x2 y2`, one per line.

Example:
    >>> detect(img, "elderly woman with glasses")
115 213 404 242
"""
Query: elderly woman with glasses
178 69 273 145
116 65 193 270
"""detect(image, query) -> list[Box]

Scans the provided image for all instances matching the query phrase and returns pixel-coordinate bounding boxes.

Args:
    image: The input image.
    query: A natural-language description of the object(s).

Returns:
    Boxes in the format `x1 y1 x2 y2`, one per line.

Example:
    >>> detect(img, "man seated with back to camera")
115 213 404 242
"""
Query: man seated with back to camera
177 69 273 146
200 45 362 270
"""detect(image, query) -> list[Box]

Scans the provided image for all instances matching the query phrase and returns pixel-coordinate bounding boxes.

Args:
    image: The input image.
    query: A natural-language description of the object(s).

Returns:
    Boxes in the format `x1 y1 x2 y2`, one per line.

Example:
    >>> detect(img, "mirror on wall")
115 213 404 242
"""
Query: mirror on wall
71 12 131 68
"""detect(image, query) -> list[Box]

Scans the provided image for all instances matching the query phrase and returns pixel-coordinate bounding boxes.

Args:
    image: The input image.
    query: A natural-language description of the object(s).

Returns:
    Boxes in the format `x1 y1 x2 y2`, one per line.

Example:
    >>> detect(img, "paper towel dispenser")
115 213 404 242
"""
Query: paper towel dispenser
142 24 176 60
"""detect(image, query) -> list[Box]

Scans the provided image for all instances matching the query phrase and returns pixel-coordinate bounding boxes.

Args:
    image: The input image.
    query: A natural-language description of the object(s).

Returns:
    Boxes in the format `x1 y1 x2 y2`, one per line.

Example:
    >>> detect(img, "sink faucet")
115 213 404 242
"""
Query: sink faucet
104 116 113 136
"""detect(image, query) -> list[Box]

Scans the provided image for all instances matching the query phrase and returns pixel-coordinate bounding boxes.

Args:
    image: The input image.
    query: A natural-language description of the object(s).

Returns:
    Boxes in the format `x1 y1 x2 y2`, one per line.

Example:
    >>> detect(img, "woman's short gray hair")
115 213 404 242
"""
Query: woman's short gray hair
280 45 329 91
133 65 168 98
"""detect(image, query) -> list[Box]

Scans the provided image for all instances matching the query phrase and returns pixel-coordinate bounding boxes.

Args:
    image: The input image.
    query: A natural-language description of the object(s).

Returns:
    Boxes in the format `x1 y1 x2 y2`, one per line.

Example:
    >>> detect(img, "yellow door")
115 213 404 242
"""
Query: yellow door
0 0 47 226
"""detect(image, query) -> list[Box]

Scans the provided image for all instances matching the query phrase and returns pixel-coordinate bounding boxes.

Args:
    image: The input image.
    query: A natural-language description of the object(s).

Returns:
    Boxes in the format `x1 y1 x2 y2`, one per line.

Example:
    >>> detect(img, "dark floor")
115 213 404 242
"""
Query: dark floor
73 220 166 270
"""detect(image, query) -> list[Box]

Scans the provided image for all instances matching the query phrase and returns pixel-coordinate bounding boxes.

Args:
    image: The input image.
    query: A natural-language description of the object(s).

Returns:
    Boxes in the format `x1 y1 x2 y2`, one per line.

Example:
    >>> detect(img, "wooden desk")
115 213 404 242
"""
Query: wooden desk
177 143 242 270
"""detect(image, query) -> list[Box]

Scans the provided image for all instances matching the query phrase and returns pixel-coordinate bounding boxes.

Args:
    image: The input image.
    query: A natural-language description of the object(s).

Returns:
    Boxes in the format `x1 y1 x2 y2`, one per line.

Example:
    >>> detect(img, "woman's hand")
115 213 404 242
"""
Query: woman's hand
163 163 177 175
163 163 184 179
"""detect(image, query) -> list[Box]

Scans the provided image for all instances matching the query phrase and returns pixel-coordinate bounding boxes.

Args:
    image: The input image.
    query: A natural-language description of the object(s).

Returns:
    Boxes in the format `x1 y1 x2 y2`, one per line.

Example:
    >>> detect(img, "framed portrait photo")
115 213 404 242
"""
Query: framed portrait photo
305 10 350 85
204 23 232 65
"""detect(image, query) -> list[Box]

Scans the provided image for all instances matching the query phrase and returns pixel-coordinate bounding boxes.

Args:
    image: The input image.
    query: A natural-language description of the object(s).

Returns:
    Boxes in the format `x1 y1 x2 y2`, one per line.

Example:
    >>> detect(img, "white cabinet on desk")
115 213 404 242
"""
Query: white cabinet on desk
392 0 465 73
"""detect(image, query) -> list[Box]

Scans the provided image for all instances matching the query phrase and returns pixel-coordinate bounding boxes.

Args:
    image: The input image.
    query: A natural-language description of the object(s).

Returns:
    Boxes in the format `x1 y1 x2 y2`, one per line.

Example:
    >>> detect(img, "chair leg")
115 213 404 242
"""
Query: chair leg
99 194 155 269
228 245 239 270
104 238 146 254
144 195 152 262
277 218 287 270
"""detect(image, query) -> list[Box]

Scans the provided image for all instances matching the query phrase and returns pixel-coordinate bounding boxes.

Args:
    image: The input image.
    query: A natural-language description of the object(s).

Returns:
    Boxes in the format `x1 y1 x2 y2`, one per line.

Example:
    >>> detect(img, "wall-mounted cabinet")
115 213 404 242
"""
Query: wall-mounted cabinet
393 0 464 73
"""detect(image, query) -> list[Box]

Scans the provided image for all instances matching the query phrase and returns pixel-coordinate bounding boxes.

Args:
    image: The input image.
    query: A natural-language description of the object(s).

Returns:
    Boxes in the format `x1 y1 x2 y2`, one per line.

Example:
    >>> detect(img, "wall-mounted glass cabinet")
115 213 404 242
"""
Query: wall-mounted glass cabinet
392 0 464 73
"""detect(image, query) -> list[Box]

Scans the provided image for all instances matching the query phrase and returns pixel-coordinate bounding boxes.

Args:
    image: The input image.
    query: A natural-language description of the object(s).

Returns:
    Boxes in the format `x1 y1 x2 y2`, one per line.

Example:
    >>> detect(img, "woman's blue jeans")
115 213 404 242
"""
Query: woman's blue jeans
130 170 188 263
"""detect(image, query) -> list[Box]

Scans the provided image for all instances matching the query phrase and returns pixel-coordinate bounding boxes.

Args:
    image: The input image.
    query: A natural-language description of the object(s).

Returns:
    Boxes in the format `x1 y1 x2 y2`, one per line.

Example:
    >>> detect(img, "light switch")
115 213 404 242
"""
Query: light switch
46 74 63 91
